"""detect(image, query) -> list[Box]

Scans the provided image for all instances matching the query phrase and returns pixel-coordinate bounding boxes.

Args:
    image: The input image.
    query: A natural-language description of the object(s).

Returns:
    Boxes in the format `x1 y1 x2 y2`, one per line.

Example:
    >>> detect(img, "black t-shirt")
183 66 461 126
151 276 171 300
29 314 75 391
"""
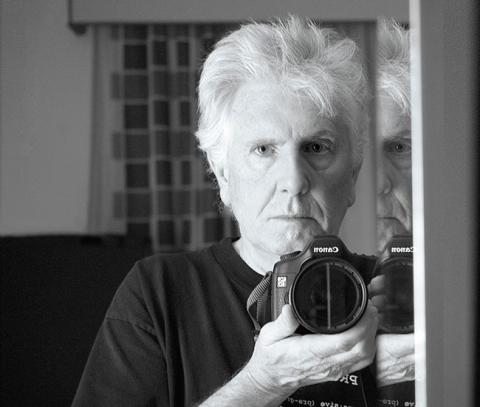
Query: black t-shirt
72 238 377 407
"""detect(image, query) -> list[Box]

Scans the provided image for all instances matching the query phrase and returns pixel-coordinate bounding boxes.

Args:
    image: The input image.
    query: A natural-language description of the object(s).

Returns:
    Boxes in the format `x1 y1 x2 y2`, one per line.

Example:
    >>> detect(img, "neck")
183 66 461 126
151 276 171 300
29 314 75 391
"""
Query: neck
233 238 280 276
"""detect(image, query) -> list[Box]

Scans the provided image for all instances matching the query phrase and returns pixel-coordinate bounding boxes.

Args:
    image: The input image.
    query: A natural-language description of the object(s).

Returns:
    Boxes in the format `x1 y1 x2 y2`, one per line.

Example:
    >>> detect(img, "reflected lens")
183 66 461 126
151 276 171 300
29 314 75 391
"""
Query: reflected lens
291 259 367 333
380 259 413 333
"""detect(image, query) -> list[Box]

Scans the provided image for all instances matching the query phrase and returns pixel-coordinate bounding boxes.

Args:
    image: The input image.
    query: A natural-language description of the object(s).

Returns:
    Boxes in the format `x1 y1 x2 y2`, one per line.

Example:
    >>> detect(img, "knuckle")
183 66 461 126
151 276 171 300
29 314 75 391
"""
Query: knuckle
336 339 354 353
367 303 379 317
255 322 273 344
353 341 374 361
329 365 347 381
258 321 274 337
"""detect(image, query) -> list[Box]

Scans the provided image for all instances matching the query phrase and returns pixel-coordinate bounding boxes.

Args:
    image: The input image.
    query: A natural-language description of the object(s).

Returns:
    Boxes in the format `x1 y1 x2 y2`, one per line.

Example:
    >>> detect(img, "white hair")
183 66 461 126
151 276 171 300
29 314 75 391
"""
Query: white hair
377 19 410 115
196 16 368 171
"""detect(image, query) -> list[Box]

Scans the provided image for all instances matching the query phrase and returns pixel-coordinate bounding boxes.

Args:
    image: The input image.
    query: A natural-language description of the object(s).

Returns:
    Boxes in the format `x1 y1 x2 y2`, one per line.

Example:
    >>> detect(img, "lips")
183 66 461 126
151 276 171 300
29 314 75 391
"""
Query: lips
377 217 403 227
271 215 315 220
377 216 400 222
377 217 408 234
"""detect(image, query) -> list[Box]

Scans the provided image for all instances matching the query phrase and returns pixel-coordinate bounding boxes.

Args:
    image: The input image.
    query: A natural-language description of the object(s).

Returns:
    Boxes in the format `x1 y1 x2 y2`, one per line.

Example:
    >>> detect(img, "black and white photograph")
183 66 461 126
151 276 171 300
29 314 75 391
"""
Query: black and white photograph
1 1 478 406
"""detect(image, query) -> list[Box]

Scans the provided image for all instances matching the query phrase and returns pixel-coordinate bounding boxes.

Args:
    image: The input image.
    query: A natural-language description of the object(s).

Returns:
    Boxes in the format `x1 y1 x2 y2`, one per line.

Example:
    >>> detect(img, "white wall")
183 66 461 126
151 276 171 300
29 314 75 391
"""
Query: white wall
411 0 478 405
0 0 93 234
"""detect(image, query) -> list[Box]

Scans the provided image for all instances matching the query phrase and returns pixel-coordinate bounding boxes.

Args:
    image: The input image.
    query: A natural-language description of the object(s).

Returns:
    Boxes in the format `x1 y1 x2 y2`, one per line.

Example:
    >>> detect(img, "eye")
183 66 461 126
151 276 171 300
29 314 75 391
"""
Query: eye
386 140 412 154
253 144 275 156
302 140 334 154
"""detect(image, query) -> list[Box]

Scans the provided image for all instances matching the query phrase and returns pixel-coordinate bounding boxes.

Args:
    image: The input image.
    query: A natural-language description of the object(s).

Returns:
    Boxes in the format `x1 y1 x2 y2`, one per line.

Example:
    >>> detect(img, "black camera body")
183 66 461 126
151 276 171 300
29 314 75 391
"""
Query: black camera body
374 235 414 333
270 236 370 334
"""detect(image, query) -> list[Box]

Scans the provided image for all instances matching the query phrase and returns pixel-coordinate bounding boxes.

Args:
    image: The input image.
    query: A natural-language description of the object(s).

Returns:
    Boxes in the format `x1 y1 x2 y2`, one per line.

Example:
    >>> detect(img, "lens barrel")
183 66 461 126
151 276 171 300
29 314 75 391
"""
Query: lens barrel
378 257 414 333
289 258 367 334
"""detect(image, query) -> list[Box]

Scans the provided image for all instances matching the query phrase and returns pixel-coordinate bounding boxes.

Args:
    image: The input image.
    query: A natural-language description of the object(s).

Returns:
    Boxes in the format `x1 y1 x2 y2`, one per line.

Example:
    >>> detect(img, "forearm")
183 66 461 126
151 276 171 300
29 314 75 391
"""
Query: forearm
198 364 291 407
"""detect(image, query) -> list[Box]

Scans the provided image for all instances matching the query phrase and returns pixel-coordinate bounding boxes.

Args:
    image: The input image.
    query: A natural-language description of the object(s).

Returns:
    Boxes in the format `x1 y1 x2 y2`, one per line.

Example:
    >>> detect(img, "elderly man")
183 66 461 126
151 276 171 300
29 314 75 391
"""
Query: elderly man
376 20 412 252
72 17 378 407
370 18 415 406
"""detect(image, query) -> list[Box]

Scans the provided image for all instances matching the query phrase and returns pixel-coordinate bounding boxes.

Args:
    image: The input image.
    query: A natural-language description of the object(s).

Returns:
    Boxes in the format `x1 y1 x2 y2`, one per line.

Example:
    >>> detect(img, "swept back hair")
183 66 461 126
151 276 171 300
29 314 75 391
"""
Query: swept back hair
195 15 369 171
377 18 410 115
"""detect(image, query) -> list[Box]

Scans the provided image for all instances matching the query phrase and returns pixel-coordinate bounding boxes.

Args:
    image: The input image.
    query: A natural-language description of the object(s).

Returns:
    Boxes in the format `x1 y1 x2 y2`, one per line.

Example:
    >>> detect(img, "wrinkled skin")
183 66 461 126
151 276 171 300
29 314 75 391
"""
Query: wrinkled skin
377 96 412 251
213 81 358 274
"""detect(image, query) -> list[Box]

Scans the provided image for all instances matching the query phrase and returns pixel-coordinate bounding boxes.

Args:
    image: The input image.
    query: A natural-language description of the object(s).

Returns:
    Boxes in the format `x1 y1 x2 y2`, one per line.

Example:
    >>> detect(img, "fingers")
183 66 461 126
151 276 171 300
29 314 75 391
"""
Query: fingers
251 302 379 390
376 333 415 359
371 294 386 309
376 333 415 386
333 303 378 351
368 275 385 297
330 347 374 376
307 325 377 381
301 303 378 376
258 304 299 345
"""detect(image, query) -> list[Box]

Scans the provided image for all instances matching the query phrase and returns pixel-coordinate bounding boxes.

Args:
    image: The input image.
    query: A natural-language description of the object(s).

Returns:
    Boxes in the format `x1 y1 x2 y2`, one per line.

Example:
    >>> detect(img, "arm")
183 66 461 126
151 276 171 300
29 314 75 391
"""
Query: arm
200 303 378 407
71 317 168 407
71 263 169 407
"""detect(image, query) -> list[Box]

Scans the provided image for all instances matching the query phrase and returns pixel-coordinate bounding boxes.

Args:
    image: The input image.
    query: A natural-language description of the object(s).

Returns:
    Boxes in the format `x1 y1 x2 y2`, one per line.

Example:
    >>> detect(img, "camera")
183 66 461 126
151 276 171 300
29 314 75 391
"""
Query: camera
374 235 414 333
270 236 370 334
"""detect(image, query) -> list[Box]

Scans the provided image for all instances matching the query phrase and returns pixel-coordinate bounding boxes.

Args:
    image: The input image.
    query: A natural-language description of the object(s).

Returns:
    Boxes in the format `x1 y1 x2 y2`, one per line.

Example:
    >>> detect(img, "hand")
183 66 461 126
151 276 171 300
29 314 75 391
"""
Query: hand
240 303 378 399
368 275 415 387
367 275 385 310
376 334 415 387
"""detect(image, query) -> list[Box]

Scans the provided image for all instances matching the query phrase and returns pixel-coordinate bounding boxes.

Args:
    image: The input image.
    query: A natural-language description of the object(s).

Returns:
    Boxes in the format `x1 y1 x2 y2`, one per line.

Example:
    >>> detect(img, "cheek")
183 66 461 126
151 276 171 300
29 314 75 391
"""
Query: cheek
228 173 270 216
315 165 354 202
392 172 413 204
310 178 352 227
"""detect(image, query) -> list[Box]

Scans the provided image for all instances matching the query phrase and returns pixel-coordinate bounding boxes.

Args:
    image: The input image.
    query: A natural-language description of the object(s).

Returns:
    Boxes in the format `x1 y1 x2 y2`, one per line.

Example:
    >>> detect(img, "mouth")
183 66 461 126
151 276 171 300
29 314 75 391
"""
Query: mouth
270 215 316 221
377 216 400 222
377 217 409 235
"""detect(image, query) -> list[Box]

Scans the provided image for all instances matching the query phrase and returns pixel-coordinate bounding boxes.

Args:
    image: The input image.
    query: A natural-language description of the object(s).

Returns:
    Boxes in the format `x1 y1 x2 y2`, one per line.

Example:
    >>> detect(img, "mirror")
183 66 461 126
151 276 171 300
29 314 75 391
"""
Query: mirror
2 1 424 406
374 18 415 406
90 15 416 406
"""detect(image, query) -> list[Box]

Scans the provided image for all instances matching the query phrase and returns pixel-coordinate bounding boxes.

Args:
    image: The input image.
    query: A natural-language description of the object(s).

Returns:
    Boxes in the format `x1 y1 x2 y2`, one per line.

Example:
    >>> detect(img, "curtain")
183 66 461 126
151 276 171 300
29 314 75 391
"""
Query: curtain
100 24 239 252
87 26 125 236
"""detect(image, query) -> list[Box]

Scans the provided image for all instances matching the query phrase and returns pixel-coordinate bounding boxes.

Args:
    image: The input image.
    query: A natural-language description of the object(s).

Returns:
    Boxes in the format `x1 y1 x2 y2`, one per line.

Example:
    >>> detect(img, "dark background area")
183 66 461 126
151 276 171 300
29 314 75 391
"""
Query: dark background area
1 236 150 406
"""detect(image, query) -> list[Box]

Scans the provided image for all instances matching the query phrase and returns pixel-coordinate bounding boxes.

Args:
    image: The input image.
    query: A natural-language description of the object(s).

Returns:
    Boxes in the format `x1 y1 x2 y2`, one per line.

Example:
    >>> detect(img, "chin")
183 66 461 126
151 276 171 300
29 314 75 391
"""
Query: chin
269 227 318 255
377 219 410 251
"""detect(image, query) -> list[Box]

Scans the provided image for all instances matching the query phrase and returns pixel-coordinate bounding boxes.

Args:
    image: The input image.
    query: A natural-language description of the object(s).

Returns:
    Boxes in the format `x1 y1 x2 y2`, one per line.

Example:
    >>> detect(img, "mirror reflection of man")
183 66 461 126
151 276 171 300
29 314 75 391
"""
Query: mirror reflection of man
72 17 378 407
376 22 412 253
370 19 415 403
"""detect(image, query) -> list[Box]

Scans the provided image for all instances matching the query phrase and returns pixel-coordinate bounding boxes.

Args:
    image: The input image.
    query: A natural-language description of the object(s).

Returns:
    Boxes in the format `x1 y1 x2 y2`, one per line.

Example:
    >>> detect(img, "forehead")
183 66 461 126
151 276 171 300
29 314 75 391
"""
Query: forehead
378 95 411 139
228 81 338 139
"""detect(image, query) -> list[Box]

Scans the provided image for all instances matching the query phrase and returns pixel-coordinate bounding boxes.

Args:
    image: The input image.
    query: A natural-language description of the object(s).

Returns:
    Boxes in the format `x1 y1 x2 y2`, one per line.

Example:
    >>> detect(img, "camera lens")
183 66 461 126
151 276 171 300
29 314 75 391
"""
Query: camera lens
290 259 367 334
379 258 413 333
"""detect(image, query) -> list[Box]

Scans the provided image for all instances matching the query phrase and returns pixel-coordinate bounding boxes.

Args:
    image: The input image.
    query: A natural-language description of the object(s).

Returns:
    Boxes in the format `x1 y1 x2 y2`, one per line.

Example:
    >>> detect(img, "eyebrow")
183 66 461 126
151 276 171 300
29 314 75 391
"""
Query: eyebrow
242 127 338 146
308 129 337 138
385 129 411 140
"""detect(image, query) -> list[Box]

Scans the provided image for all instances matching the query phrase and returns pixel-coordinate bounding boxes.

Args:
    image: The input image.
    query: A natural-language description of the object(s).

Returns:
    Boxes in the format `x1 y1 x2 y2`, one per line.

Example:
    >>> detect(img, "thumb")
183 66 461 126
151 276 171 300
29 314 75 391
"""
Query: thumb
258 304 299 345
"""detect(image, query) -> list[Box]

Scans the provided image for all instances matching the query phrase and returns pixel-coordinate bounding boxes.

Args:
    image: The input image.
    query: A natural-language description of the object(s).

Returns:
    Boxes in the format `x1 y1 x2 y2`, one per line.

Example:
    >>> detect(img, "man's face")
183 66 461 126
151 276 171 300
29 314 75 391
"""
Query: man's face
377 95 412 251
215 81 357 259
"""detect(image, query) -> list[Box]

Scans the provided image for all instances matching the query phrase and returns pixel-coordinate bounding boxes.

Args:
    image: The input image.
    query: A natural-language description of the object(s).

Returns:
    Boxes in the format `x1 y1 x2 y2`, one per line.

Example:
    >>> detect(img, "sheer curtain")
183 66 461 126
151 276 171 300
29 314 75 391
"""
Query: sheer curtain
87 26 125 236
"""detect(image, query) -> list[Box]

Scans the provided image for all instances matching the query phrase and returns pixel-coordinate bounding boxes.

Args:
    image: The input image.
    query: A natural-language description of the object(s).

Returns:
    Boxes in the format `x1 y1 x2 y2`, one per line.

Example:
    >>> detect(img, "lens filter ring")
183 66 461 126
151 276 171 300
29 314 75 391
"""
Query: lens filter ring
289 258 367 334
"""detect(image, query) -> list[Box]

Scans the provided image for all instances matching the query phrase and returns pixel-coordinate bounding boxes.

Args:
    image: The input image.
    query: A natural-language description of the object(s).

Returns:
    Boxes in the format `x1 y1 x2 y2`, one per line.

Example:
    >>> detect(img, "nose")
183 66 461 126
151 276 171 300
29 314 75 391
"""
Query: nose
277 152 310 196
377 165 393 195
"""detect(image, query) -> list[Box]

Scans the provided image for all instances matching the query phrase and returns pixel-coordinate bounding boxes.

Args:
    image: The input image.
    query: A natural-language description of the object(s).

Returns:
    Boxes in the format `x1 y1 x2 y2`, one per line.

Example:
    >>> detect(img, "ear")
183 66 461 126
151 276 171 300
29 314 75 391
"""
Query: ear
347 167 360 207
208 158 231 207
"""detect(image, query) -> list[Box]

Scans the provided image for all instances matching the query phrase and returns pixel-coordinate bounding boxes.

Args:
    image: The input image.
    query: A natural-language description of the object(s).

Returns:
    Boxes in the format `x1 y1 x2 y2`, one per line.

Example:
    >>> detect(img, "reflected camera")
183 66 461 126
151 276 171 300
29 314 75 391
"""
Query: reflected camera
374 235 414 333
271 236 369 334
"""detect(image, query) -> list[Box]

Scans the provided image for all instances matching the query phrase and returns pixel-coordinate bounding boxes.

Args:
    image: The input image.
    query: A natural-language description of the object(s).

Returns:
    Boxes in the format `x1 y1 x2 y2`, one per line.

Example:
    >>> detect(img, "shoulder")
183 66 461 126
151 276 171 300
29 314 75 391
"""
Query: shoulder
131 237 237 286
133 243 222 285
106 243 225 321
